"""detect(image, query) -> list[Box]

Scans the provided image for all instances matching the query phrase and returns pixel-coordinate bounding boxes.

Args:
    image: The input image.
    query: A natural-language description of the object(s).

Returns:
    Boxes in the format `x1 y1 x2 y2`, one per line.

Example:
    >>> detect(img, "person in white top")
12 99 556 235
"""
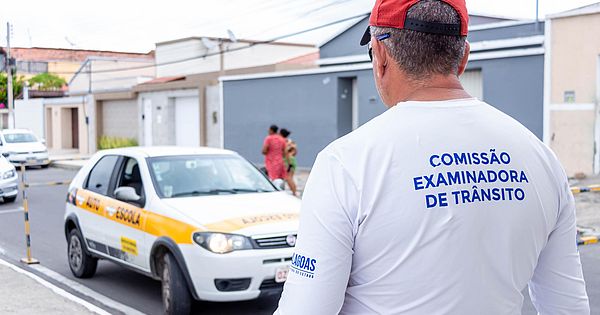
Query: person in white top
275 0 590 314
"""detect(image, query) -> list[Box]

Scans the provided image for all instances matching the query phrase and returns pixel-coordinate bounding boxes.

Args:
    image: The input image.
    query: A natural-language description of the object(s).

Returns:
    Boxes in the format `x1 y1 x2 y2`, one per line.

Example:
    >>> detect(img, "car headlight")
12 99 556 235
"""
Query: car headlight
192 232 253 254
2 169 15 179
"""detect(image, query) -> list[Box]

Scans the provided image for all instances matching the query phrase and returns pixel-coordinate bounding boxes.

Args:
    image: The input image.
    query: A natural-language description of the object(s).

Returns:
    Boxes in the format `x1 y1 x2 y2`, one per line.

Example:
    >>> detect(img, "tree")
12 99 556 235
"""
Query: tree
28 72 66 91
0 73 25 108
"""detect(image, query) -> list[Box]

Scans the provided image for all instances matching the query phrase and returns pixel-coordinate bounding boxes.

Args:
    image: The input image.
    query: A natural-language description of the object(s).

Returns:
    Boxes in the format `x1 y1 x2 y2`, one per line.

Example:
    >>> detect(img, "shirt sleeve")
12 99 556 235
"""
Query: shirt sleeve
274 150 358 315
528 172 590 314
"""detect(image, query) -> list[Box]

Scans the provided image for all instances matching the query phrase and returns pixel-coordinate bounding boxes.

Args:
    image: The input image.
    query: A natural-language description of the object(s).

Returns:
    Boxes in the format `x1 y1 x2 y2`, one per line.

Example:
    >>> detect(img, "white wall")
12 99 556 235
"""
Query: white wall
460 69 483 100
101 99 139 140
69 58 155 94
155 38 317 77
205 84 221 148
15 99 45 139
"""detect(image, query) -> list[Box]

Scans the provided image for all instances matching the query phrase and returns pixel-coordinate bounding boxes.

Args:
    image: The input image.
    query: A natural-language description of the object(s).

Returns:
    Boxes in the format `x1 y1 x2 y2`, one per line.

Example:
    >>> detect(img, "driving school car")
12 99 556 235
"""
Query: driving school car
64 147 300 314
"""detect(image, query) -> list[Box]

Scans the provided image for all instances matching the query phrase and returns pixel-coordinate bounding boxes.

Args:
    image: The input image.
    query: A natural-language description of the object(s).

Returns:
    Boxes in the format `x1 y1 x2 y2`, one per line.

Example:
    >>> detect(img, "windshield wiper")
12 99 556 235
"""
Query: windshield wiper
231 188 263 192
170 189 238 197
169 188 271 198
170 190 212 197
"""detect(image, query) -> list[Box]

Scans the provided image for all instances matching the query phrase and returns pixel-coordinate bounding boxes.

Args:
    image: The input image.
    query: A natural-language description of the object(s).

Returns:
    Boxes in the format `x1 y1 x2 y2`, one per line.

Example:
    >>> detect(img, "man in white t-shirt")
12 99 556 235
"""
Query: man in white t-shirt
275 0 590 314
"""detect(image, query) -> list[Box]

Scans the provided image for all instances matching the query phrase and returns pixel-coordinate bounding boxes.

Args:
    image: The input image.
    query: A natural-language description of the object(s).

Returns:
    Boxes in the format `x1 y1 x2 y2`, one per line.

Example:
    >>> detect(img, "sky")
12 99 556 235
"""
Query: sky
1 0 598 53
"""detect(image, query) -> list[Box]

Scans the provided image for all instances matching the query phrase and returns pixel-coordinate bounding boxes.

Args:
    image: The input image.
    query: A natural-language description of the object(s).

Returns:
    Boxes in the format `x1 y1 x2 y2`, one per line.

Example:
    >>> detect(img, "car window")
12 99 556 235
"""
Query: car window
85 155 119 195
4 133 37 143
115 157 145 202
147 155 276 198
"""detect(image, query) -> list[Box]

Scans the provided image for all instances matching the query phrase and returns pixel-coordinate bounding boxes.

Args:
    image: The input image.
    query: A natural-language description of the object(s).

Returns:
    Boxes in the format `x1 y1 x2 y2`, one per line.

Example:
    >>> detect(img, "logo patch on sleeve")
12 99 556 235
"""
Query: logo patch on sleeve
290 253 317 279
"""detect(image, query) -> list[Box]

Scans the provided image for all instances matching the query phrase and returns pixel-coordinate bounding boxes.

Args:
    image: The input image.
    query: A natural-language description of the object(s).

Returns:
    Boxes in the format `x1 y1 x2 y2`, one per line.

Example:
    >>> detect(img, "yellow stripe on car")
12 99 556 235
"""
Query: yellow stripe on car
75 189 299 244
204 213 299 233
76 189 199 244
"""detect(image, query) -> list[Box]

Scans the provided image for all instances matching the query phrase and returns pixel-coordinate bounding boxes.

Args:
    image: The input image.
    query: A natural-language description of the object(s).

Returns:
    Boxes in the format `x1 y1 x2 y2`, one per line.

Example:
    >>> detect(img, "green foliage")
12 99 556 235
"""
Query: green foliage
28 73 67 91
98 136 138 150
0 73 25 107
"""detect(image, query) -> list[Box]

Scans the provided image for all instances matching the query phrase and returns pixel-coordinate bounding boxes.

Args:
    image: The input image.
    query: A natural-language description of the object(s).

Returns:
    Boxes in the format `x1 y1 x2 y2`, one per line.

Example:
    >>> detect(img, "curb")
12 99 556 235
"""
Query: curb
50 161 84 171
578 235 599 246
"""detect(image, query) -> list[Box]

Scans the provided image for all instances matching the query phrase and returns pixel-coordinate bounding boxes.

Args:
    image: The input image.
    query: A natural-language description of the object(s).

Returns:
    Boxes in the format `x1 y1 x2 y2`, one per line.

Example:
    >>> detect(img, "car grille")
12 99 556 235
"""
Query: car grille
259 279 284 291
252 234 296 249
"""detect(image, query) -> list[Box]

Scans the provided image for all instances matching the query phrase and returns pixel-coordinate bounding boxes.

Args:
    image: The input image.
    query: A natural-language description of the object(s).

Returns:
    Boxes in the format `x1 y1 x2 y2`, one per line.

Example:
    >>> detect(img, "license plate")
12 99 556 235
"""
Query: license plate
26 157 36 161
275 266 289 283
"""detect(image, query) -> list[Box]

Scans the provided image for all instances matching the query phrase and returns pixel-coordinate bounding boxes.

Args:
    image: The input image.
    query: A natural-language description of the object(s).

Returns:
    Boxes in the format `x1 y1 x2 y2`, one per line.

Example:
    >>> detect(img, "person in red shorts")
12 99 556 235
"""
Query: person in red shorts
262 125 287 183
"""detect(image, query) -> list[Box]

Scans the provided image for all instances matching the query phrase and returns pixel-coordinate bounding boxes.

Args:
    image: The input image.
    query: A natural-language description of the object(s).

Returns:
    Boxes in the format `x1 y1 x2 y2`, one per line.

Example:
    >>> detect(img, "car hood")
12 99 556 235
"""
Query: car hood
0 157 14 172
3 142 46 153
160 191 301 236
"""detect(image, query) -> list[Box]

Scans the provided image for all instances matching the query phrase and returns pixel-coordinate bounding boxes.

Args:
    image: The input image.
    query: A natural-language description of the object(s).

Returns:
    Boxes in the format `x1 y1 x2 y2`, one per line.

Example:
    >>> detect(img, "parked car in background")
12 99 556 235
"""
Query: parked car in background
0 153 18 203
64 146 301 314
0 129 50 167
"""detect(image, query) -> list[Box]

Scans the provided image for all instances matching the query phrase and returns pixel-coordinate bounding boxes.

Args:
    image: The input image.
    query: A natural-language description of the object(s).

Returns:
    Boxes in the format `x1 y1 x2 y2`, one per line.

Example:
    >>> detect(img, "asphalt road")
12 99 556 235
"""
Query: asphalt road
0 167 597 314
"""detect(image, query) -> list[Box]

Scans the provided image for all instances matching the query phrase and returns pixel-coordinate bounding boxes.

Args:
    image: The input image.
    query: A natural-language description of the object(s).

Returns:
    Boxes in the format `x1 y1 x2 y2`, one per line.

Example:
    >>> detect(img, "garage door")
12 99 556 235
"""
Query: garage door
460 69 483 100
175 97 200 147
102 100 138 140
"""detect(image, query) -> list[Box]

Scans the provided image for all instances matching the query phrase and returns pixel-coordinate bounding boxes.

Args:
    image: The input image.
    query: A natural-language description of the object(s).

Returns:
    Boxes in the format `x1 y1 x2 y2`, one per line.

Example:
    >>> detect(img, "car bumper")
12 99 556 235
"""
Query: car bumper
181 245 293 302
0 176 19 197
8 153 50 166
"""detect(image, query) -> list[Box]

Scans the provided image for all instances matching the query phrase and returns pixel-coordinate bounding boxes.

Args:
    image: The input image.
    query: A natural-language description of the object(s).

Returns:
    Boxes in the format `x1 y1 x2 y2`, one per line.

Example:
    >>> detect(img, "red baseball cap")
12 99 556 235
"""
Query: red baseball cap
360 0 469 46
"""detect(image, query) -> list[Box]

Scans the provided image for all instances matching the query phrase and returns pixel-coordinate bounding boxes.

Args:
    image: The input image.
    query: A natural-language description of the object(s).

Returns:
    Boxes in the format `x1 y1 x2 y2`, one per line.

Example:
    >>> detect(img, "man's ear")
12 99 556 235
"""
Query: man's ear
372 39 388 79
457 41 470 76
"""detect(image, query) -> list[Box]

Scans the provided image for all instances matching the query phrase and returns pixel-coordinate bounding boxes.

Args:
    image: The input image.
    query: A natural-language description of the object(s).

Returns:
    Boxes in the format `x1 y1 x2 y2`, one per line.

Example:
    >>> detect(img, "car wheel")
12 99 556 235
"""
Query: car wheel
161 252 192 315
67 229 97 278
3 196 16 203
40 164 49 169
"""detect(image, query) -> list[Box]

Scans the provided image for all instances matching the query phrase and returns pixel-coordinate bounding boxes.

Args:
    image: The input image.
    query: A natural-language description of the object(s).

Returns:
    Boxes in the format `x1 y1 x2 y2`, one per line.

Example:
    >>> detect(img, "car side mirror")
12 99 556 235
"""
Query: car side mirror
40 138 46 145
114 187 141 203
1 152 9 158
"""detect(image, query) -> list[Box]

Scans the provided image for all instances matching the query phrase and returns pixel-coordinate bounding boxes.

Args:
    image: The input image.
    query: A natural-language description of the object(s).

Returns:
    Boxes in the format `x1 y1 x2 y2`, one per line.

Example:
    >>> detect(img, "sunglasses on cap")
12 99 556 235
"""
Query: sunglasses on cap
368 33 391 62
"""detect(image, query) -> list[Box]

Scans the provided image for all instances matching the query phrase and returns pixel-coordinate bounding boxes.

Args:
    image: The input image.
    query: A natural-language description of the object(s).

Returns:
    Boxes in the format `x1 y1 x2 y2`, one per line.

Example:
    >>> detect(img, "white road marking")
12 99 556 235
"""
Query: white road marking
0 258 111 315
0 245 146 315
0 208 23 215
30 264 147 315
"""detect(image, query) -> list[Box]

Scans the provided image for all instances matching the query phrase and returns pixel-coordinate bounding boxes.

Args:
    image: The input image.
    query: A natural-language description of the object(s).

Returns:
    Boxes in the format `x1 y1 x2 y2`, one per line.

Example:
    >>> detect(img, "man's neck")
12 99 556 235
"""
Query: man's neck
396 75 471 103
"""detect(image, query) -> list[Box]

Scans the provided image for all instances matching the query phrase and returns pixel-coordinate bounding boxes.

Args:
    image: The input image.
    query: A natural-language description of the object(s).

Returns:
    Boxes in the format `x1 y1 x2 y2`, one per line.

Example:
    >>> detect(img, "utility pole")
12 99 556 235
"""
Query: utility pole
6 22 14 129
535 0 540 32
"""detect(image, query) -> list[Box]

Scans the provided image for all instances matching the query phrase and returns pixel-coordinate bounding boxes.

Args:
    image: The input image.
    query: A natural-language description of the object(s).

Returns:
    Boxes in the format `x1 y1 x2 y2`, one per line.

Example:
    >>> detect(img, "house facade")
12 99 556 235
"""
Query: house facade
15 56 156 155
221 16 546 168
545 4 600 176
133 37 318 149
14 36 318 155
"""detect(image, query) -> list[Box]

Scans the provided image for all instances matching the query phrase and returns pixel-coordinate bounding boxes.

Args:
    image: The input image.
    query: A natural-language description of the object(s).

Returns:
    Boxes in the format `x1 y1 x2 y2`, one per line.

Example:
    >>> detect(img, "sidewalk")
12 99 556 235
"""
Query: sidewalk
0 260 102 315
570 175 600 232
49 153 90 170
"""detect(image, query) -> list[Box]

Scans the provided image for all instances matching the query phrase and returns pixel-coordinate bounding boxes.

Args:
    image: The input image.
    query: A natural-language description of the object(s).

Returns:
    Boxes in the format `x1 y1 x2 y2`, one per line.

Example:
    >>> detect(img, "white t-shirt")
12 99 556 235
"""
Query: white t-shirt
275 98 589 315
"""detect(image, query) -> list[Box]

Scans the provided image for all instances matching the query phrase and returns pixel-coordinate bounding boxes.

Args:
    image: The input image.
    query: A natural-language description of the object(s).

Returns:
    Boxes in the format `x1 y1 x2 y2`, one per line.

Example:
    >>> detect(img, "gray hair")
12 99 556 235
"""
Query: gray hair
370 0 467 81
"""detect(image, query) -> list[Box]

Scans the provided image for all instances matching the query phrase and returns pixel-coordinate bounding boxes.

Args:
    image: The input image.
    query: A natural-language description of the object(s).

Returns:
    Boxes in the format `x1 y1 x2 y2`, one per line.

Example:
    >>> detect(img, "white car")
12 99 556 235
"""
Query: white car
64 147 300 314
0 129 50 167
0 154 18 202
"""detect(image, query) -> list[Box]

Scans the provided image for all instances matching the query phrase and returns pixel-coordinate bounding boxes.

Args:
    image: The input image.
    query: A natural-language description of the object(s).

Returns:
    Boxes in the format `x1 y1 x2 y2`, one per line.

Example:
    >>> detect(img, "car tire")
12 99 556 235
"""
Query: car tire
3 196 16 203
161 252 192 315
67 228 98 278
40 164 49 169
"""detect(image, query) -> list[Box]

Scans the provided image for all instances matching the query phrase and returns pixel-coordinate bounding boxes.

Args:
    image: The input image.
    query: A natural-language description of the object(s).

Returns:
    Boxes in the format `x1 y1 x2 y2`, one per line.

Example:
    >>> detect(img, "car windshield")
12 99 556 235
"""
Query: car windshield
147 155 276 198
4 133 37 143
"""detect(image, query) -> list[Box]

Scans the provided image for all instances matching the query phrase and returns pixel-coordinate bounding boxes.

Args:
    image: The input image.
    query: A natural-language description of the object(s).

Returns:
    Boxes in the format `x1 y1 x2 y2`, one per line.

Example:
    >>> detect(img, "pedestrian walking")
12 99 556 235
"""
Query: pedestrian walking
262 125 287 185
275 0 589 314
280 129 298 196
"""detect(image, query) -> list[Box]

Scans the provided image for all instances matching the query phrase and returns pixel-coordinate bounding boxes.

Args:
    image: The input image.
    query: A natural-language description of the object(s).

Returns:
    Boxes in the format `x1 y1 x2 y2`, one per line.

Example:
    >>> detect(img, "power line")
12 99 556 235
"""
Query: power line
49 12 368 75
